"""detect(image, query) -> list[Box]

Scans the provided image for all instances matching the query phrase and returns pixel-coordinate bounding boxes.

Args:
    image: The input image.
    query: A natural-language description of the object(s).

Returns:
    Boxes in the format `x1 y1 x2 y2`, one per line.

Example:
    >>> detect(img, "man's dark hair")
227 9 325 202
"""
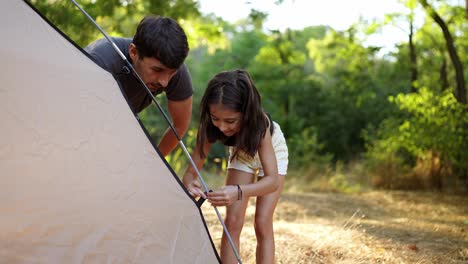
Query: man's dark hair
133 15 189 69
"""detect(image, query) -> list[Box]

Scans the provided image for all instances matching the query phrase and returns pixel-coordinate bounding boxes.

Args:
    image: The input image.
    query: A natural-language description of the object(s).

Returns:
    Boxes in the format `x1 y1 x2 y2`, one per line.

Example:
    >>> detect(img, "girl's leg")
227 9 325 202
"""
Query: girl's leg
254 175 285 264
221 169 255 264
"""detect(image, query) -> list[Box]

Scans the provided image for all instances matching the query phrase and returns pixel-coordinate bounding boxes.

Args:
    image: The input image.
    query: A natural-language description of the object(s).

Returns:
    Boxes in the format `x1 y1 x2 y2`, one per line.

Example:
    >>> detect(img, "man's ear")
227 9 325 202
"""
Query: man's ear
129 43 138 61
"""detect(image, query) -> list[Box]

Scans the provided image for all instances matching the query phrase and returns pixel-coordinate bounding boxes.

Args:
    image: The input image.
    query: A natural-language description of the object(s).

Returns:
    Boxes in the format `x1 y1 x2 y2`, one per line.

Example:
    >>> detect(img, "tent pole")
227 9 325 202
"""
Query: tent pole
70 1 242 263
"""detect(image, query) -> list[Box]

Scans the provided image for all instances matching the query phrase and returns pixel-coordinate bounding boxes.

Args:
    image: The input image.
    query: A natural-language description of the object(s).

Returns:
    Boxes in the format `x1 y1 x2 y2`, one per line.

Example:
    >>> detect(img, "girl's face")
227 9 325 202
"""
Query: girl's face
209 104 242 137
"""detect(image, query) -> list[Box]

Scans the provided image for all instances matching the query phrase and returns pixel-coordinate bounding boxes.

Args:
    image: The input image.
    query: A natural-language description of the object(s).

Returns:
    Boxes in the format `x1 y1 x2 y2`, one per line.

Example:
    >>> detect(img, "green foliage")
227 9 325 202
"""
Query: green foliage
392 88 467 168
328 166 364 193
287 128 332 168
29 0 468 191
364 88 468 189
30 0 203 47
30 0 107 46
165 127 197 175
306 29 403 161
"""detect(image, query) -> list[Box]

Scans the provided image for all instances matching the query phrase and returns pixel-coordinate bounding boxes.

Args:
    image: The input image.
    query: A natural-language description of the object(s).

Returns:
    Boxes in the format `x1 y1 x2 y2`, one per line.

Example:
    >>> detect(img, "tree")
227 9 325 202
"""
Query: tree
30 0 202 47
384 0 421 92
466 0 468 18
418 0 466 104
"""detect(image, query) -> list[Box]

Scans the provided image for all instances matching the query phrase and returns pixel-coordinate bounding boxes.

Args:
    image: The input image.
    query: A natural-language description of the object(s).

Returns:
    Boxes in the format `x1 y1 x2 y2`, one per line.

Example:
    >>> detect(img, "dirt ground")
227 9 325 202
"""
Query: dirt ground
201 190 468 264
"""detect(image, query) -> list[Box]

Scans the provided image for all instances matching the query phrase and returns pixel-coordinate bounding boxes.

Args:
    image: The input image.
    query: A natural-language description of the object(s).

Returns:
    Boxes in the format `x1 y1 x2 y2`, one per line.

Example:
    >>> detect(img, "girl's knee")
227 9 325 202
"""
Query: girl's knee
225 215 245 232
254 217 273 238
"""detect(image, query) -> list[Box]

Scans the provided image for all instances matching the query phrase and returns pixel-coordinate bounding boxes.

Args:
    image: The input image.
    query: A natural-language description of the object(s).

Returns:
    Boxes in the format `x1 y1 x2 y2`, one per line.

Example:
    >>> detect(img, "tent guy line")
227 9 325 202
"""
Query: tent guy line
70 0 242 262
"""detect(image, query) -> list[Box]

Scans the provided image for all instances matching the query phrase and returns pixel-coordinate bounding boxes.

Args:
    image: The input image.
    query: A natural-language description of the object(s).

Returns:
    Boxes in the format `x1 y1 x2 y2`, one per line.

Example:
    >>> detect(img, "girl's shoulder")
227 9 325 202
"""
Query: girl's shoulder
264 112 275 135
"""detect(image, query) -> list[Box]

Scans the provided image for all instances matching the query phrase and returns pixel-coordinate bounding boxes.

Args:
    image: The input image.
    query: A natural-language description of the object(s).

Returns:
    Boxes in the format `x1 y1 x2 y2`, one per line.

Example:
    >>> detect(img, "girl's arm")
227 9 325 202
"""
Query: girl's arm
208 123 280 206
182 140 211 198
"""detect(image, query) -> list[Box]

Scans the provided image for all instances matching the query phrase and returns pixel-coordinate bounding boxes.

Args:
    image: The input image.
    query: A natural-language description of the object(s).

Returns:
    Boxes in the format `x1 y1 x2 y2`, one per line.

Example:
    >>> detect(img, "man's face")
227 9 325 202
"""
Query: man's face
129 44 177 92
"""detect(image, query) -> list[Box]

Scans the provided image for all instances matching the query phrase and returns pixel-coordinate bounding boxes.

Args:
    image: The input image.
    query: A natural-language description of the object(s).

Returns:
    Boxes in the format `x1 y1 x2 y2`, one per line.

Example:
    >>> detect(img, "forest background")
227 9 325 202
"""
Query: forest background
29 0 468 262
31 0 467 193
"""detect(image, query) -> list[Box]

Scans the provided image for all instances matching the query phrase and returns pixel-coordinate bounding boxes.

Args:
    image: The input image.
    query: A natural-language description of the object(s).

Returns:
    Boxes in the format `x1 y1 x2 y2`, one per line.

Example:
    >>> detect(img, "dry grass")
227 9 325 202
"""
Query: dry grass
201 190 468 264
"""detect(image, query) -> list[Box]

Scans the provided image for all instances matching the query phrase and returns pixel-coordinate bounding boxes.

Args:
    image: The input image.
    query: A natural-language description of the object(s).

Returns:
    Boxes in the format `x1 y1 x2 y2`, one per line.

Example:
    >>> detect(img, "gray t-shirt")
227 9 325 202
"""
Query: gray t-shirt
84 37 193 113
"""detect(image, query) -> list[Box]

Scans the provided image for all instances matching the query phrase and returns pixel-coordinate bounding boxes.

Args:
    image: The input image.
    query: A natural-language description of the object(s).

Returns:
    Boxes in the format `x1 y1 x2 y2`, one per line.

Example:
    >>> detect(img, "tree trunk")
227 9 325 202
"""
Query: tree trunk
440 56 449 91
419 0 467 104
466 0 468 19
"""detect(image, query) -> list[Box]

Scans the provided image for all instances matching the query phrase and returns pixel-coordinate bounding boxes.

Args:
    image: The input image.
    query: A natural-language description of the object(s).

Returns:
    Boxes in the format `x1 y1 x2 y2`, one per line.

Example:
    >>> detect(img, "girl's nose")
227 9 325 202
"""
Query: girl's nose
218 122 228 132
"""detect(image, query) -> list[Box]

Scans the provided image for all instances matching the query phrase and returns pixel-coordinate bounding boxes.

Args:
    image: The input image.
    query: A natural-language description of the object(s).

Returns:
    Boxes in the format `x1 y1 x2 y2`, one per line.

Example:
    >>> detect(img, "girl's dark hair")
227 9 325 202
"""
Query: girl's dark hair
132 15 189 69
197 69 268 160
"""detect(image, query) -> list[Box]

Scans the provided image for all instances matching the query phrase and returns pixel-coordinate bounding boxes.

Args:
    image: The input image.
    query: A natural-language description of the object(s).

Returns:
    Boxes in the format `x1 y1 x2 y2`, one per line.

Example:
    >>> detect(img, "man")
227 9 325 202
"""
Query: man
85 15 192 157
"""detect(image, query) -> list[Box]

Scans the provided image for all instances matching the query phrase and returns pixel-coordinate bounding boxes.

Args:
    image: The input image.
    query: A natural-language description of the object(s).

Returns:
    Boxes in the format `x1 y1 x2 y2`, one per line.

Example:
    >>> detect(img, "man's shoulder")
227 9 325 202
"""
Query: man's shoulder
84 37 131 50
111 37 133 50
165 63 193 101
84 37 132 73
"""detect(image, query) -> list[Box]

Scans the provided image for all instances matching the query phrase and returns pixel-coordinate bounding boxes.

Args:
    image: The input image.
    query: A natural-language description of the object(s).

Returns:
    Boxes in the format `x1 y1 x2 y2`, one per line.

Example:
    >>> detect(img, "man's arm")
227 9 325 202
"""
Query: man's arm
182 140 211 198
157 96 192 157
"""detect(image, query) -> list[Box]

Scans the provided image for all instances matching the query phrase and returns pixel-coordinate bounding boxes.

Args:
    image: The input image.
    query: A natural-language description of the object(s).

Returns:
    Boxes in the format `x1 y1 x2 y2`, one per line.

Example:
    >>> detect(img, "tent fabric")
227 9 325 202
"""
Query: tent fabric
0 1 219 263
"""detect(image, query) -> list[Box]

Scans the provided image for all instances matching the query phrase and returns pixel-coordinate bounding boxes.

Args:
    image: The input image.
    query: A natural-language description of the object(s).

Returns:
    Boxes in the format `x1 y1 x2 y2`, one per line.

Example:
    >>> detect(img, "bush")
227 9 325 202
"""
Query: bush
364 88 468 191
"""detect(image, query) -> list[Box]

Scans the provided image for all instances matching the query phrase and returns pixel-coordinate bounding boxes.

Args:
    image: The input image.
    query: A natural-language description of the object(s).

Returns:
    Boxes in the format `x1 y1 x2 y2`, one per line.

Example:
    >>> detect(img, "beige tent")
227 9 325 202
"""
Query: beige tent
0 1 219 263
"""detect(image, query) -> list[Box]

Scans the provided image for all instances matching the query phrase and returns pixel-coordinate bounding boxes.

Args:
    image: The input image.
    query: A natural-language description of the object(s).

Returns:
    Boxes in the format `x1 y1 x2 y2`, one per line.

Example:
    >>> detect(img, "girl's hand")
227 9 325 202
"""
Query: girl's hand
183 179 206 199
207 185 239 206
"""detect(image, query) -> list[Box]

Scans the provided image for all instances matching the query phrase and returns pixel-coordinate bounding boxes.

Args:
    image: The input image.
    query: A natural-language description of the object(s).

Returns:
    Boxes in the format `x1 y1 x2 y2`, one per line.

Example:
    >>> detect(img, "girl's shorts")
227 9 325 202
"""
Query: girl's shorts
227 121 288 176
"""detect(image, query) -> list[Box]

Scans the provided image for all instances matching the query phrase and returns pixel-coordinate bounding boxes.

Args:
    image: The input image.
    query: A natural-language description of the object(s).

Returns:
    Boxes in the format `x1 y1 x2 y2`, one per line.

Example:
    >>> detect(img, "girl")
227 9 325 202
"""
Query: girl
183 69 289 264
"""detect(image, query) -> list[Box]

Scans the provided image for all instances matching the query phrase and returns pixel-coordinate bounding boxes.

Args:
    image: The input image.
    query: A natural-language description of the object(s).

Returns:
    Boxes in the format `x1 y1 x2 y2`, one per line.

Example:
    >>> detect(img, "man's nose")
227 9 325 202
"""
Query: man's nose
158 74 170 87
